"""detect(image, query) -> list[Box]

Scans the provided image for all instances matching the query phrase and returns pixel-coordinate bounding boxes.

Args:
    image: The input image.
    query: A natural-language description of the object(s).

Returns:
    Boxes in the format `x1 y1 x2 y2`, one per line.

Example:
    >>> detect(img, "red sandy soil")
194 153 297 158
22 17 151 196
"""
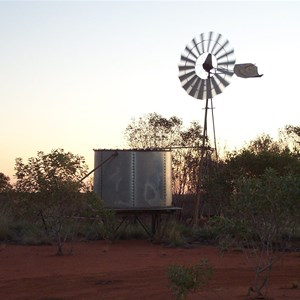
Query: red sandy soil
0 240 299 300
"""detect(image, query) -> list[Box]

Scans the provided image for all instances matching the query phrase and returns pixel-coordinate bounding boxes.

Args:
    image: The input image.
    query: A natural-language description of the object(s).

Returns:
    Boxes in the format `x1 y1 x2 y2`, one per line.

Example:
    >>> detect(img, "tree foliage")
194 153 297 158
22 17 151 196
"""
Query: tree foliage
15 149 88 193
225 134 300 178
245 133 282 154
124 112 183 149
0 172 12 193
280 125 300 152
206 133 300 215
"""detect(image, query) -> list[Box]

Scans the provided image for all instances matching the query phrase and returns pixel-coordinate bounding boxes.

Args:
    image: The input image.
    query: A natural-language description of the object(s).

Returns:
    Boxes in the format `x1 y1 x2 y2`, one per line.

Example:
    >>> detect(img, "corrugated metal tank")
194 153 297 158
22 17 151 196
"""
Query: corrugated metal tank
93 149 172 208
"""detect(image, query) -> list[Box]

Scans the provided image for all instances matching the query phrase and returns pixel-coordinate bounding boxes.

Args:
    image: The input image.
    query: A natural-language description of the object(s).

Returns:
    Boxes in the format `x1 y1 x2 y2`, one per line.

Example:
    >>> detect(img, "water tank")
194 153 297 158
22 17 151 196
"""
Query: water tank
93 149 172 208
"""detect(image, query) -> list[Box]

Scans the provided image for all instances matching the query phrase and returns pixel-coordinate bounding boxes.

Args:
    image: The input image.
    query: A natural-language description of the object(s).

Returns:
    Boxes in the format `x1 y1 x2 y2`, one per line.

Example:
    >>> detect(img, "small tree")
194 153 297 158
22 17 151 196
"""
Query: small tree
15 149 88 193
14 149 94 255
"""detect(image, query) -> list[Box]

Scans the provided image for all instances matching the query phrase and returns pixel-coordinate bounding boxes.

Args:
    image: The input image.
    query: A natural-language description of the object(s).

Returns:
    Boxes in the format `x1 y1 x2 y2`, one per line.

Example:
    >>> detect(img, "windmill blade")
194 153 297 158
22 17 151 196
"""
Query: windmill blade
178 65 195 72
213 39 229 57
200 33 205 53
210 33 222 55
179 70 196 82
182 74 198 91
180 54 196 65
185 45 198 60
218 60 236 67
211 76 222 95
215 73 230 88
192 37 201 56
216 49 235 61
198 79 206 100
189 77 202 98
207 31 213 52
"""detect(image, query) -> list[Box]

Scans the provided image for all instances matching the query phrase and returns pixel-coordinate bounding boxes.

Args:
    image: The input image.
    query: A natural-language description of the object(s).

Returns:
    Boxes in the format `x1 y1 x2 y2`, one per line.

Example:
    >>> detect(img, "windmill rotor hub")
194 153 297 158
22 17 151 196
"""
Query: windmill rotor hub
195 52 218 79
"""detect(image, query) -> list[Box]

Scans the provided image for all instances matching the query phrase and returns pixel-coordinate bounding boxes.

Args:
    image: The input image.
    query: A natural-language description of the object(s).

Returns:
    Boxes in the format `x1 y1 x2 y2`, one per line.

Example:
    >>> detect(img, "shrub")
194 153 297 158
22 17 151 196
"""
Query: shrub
167 259 213 300
156 221 188 247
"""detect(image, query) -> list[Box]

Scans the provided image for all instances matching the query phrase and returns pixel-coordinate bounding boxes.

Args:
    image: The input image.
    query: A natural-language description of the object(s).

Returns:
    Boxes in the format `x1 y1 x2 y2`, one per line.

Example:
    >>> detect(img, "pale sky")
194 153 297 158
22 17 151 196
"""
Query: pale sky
1 1 300 181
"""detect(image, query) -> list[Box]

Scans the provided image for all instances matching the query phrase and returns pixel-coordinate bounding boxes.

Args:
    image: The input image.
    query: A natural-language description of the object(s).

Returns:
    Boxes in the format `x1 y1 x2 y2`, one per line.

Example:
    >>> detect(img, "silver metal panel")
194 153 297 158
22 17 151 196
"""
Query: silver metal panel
134 151 164 207
93 150 172 208
94 150 133 208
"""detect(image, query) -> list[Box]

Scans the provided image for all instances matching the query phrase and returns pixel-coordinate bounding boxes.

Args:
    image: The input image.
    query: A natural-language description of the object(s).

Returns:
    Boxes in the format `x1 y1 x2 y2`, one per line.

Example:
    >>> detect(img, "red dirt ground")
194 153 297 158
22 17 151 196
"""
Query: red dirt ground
0 240 299 300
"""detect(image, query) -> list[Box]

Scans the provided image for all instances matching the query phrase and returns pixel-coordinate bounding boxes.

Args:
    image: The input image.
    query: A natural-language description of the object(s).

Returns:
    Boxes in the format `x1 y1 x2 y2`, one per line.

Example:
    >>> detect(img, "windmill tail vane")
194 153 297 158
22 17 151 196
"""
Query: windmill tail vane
234 63 263 78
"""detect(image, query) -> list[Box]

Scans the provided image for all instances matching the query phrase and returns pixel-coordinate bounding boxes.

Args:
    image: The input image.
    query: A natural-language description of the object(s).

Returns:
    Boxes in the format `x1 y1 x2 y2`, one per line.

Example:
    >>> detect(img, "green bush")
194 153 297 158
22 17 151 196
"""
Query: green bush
167 259 213 300
11 221 50 245
117 223 148 240
191 224 218 246
0 196 15 241
0 217 13 241
157 221 188 247
206 216 252 251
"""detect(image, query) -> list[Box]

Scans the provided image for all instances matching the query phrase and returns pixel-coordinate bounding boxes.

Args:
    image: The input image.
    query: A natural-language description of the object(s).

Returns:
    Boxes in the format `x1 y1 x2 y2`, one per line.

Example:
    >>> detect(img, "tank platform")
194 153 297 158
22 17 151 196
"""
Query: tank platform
105 206 182 238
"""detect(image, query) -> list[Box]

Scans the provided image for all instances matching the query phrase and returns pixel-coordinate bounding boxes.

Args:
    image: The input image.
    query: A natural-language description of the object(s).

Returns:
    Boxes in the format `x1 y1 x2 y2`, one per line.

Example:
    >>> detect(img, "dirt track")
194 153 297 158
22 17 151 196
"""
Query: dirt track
0 240 299 300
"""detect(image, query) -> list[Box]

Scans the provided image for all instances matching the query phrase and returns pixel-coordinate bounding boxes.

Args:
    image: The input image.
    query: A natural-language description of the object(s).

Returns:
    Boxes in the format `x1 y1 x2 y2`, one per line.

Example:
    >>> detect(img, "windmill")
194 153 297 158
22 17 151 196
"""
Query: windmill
178 31 262 225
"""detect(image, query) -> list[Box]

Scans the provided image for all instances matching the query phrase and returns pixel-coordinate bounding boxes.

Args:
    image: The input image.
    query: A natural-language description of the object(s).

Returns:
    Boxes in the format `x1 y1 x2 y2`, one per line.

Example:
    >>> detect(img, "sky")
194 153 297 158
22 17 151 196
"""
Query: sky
1 1 300 181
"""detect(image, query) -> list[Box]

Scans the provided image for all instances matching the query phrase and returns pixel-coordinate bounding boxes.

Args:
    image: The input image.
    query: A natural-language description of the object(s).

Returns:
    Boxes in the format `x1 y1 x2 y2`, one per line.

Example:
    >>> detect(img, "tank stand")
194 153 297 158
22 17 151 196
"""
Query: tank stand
107 207 181 239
